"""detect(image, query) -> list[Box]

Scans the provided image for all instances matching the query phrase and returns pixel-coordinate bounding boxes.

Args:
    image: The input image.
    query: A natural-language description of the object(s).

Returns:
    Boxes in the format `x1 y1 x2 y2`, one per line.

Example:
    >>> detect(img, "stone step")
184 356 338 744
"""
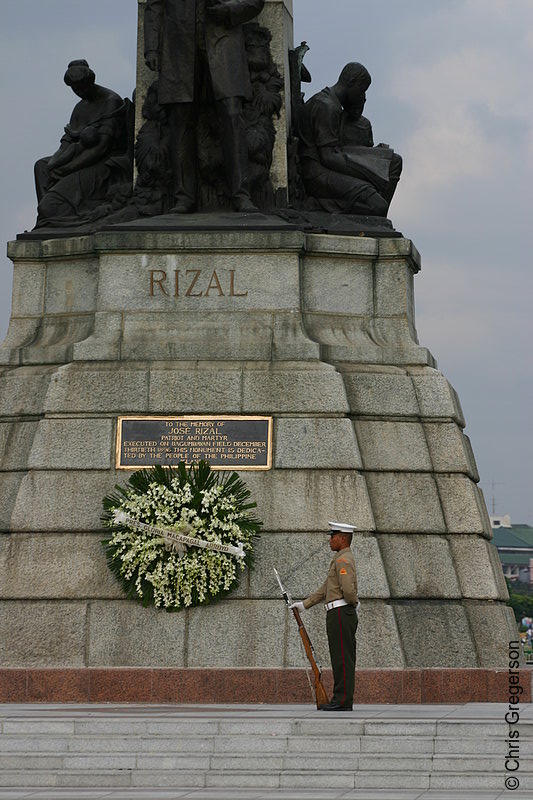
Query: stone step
2 749 533 773
1 768 533 791
4 718 533 735
3 731 532 755
1 706 532 791
0 752 436 772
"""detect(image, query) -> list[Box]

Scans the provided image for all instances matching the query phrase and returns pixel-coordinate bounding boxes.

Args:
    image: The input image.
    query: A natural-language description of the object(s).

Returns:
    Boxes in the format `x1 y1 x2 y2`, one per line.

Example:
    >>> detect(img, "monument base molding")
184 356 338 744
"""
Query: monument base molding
0 667 529 705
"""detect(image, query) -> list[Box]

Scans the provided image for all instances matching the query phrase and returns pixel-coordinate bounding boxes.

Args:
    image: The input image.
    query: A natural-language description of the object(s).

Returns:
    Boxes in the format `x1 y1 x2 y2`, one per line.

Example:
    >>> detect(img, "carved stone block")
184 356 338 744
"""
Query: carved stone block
88 601 187 667
0 533 121 600
342 370 420 417
393 603 478 668
378 534 461 599
355 421 432 472
365 473 446 533
243 470 375 532
187 600 285 668
43 363 149 414
28 418 114 470
0 602 87 667
10 471 118 532
436 474 492 536
274 418 361 469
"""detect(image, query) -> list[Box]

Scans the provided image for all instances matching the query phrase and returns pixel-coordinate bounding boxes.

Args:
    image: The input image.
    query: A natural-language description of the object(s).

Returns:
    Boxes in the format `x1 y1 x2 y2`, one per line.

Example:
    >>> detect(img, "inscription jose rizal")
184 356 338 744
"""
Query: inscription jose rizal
117 416 272 470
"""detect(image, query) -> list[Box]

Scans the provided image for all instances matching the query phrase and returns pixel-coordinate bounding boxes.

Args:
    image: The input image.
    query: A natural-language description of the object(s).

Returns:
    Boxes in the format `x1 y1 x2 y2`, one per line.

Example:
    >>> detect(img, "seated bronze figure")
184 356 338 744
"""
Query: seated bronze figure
298 62 402 217
34 60 132 228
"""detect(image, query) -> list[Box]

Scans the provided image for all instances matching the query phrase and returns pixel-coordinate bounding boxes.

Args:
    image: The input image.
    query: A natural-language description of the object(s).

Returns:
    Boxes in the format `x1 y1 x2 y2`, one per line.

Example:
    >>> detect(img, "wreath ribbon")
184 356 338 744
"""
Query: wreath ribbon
113 510 245 559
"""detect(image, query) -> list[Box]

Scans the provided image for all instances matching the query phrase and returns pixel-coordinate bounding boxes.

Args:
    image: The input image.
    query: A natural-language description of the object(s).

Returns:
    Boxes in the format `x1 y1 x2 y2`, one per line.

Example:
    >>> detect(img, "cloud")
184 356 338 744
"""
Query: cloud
0 0 137 341
393 48 530 210
387 2 533 223
415 256 533 363
416 262 495 355
465 0 532 18
0 27 135 98
14 203 38 237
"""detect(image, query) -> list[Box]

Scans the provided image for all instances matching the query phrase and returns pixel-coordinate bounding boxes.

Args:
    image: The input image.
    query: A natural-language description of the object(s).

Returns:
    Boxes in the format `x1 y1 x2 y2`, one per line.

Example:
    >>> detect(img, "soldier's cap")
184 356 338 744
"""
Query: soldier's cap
328 521 357 535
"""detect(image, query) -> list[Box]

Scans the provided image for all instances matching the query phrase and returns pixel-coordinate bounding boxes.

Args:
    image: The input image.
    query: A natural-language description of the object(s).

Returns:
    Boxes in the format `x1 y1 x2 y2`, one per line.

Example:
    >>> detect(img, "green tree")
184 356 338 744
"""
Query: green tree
506 579 533 624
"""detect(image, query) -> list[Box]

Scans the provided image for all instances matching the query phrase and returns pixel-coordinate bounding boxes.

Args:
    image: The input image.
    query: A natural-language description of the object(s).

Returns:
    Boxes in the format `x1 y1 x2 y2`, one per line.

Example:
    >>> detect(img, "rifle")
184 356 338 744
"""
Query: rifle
274 567 329 709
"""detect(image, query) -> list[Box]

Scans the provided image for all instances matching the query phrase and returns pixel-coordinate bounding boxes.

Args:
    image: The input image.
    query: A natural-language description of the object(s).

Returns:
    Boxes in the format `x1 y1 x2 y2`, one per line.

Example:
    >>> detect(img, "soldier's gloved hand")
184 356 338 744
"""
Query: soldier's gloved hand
290 602 305 612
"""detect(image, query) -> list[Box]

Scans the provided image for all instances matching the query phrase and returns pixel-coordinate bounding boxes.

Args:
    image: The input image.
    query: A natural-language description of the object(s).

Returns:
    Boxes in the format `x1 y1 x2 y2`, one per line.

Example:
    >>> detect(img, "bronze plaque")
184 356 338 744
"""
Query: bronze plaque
116 416 272 470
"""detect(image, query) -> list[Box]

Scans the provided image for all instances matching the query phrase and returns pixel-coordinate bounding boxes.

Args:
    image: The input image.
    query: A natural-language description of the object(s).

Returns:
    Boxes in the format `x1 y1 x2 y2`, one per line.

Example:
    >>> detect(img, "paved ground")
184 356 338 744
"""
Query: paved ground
1 703 532 800
3 700 533 719
0 788 529 799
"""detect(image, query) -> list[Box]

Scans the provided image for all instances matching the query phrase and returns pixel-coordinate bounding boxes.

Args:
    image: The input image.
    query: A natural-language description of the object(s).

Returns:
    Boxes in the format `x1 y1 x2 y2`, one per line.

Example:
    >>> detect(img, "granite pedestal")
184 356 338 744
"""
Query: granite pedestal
0 222 519 701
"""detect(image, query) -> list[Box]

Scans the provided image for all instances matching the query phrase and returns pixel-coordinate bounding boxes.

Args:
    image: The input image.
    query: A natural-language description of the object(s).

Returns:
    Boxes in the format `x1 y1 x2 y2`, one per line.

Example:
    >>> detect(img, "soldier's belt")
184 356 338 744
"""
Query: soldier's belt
324 599 349 611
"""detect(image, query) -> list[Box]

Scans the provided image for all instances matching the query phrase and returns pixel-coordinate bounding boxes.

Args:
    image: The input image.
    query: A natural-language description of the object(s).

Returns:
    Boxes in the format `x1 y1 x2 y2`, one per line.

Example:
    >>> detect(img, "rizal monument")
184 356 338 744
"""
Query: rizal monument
0 0 523 704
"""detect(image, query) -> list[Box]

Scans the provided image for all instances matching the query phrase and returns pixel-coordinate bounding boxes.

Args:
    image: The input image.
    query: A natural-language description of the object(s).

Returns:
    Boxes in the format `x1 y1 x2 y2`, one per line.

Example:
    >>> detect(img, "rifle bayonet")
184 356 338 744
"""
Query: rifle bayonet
273 566 293 606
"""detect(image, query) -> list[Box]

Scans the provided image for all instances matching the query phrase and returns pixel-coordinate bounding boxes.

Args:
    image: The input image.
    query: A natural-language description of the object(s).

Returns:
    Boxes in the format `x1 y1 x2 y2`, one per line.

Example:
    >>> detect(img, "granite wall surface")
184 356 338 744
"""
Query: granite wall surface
0 230 517 670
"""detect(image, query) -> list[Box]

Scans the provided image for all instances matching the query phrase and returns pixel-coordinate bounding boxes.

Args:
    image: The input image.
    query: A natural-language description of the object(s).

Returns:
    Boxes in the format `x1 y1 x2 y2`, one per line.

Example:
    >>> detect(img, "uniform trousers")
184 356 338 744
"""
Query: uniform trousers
326 604 358 708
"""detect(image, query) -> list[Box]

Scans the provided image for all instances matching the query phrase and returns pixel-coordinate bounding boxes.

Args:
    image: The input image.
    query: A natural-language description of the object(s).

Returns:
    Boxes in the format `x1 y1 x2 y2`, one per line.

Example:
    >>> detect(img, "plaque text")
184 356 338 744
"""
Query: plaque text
117 416 272 470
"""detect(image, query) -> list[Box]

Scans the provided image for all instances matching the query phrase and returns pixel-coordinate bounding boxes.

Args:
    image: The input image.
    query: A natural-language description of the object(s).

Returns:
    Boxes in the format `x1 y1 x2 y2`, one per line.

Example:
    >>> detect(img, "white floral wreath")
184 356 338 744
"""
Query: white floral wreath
102 462 261 610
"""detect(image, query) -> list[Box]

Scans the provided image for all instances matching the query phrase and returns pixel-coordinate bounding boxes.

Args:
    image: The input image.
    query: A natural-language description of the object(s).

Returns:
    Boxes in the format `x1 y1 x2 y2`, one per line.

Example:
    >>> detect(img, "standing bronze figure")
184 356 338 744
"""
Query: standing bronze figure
144 0 265 213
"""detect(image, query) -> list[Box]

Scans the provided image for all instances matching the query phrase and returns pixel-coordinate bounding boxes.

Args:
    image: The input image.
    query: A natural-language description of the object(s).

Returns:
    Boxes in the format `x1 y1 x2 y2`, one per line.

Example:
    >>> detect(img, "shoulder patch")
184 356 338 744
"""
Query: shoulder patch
337 557 349 563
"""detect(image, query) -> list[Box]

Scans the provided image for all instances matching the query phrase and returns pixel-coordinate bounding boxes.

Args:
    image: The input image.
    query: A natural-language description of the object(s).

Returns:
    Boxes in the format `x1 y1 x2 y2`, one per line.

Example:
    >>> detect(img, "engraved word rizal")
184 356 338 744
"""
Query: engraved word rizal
149 269 248 298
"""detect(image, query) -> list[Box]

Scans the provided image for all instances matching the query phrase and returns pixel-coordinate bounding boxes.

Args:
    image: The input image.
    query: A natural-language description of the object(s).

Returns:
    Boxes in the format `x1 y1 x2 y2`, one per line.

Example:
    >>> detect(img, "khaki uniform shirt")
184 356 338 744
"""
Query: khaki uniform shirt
303 547 359 609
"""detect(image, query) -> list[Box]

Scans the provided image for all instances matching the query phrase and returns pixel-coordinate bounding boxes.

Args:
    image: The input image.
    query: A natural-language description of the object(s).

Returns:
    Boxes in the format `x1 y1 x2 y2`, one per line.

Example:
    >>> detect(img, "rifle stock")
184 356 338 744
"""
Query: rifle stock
273 567 329 709
291 607 329 709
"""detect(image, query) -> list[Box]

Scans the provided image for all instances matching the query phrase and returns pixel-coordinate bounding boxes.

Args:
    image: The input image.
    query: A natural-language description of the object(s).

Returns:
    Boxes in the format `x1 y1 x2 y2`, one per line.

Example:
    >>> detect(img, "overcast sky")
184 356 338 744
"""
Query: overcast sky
1 0 531 524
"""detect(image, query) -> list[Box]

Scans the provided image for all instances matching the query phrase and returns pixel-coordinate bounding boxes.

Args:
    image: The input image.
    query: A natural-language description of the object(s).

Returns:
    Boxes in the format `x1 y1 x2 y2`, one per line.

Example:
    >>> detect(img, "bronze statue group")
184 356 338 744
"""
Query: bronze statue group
30 1 374 710
34 0 401 229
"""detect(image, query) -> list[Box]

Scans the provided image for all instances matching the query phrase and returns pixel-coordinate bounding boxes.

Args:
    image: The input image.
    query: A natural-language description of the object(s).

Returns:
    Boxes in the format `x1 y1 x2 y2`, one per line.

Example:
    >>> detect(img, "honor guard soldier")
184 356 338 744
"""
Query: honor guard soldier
291 521 359 711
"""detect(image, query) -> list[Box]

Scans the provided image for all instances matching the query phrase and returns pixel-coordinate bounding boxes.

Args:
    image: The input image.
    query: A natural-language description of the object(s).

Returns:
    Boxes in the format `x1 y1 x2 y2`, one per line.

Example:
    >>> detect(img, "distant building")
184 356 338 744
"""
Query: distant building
492 515 533 586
